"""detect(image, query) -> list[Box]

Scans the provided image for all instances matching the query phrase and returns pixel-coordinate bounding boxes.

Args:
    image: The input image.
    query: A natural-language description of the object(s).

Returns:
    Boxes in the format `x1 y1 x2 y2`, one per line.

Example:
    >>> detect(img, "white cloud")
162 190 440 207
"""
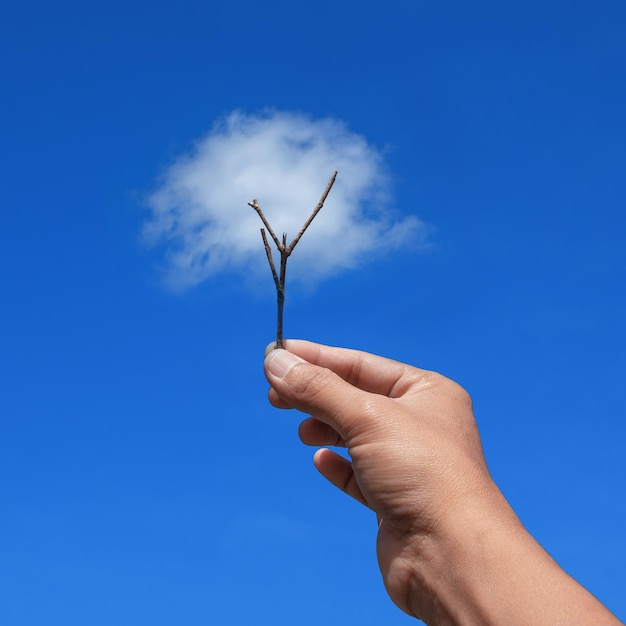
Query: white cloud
144 110 427 289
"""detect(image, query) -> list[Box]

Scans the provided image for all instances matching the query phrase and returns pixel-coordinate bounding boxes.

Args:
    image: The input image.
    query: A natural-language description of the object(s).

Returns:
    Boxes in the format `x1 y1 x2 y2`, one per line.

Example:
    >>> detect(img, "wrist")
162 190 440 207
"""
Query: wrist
404 483 619 625
404 479 513 624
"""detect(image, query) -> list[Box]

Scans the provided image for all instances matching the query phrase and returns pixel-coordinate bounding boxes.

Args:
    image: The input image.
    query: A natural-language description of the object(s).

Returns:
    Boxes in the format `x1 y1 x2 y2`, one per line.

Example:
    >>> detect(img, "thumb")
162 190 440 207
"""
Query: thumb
264 349 376 438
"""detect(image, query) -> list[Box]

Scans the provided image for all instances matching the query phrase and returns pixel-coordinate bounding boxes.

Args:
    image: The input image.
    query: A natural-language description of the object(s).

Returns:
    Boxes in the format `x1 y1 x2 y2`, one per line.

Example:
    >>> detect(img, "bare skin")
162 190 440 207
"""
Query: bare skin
264 340 622 625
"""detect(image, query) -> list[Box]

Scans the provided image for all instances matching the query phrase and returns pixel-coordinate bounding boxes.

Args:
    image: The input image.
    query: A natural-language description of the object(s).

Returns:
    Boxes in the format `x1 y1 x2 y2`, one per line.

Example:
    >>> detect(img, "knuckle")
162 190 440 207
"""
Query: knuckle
432 373 473 408
288 365 333 403
451 381 472 408
345 353 365 386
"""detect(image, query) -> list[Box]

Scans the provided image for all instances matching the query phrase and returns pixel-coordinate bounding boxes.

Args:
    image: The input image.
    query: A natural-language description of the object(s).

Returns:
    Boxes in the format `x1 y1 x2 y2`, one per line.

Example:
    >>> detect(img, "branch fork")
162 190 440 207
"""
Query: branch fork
249 171 338 349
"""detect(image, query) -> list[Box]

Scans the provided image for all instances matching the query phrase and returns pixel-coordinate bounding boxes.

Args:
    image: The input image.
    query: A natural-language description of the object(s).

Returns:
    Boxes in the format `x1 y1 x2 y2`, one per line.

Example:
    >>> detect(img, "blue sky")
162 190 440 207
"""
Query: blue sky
1 1 625 624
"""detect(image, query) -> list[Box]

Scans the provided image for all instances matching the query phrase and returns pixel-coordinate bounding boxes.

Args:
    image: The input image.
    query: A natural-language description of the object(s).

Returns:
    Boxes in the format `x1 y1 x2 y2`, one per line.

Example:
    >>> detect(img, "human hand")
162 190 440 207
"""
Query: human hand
263 340 622 625
264 340 497 616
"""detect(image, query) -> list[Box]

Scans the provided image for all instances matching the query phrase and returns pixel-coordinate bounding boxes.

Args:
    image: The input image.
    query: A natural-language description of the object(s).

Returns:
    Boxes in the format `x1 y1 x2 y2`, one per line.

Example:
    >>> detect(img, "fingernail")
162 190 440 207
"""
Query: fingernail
266 349 303 379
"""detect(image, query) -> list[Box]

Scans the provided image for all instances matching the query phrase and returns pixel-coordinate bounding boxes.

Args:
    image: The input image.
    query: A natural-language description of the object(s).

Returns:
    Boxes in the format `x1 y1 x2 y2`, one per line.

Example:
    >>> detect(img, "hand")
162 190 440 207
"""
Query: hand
264 340 622 625
264 339 494 615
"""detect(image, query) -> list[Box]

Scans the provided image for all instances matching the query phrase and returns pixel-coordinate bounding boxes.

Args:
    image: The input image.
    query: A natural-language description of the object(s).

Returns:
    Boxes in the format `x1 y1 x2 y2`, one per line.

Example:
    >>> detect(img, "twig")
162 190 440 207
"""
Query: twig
249 171 338 349
288 170 337 252
248 200 283 250
260 228 279 287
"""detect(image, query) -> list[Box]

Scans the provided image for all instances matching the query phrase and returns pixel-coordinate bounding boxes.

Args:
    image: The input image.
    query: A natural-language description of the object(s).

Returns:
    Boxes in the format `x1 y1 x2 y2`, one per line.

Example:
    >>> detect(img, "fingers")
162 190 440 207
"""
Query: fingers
268 386 292 409
299 416 346 447
282 339 420 398
264 348 380 438
313 448 368 507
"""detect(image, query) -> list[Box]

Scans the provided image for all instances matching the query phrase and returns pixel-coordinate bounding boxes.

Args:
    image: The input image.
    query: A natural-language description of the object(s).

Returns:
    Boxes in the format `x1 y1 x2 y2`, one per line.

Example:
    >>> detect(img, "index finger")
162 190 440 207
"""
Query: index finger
281 339 424 399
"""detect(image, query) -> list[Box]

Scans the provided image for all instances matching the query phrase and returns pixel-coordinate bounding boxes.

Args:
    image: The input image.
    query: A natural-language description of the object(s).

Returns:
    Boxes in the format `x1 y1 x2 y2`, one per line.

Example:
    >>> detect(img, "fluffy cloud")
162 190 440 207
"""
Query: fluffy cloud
144 110 427 289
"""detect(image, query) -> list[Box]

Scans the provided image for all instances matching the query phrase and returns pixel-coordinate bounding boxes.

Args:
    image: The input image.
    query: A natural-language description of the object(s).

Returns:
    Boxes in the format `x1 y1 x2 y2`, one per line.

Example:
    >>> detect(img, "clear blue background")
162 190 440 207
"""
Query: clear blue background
1 1 625 623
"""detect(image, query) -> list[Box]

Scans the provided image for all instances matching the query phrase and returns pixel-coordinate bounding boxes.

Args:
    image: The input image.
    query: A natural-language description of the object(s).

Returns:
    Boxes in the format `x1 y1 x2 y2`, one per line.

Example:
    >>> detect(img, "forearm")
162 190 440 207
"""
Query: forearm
407 485 621 625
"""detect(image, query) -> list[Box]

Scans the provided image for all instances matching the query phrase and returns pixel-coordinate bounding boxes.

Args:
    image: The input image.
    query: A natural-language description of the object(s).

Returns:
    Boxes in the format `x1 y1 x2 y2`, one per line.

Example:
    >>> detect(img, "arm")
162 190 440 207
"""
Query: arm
264 340 622 625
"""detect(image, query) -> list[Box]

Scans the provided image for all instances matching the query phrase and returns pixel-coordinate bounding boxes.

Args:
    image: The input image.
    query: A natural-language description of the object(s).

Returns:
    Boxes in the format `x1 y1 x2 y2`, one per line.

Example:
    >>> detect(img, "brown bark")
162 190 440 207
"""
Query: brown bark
249 171 338 349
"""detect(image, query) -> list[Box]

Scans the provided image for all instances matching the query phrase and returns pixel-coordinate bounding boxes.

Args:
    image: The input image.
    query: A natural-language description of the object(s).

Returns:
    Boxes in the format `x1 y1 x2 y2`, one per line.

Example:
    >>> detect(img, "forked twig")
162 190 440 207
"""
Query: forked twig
249 171 338 349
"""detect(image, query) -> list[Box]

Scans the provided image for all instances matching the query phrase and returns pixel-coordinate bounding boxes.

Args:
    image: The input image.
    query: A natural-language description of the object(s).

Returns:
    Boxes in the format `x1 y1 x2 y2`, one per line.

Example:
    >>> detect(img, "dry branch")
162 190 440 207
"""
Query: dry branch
249 171 338 349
